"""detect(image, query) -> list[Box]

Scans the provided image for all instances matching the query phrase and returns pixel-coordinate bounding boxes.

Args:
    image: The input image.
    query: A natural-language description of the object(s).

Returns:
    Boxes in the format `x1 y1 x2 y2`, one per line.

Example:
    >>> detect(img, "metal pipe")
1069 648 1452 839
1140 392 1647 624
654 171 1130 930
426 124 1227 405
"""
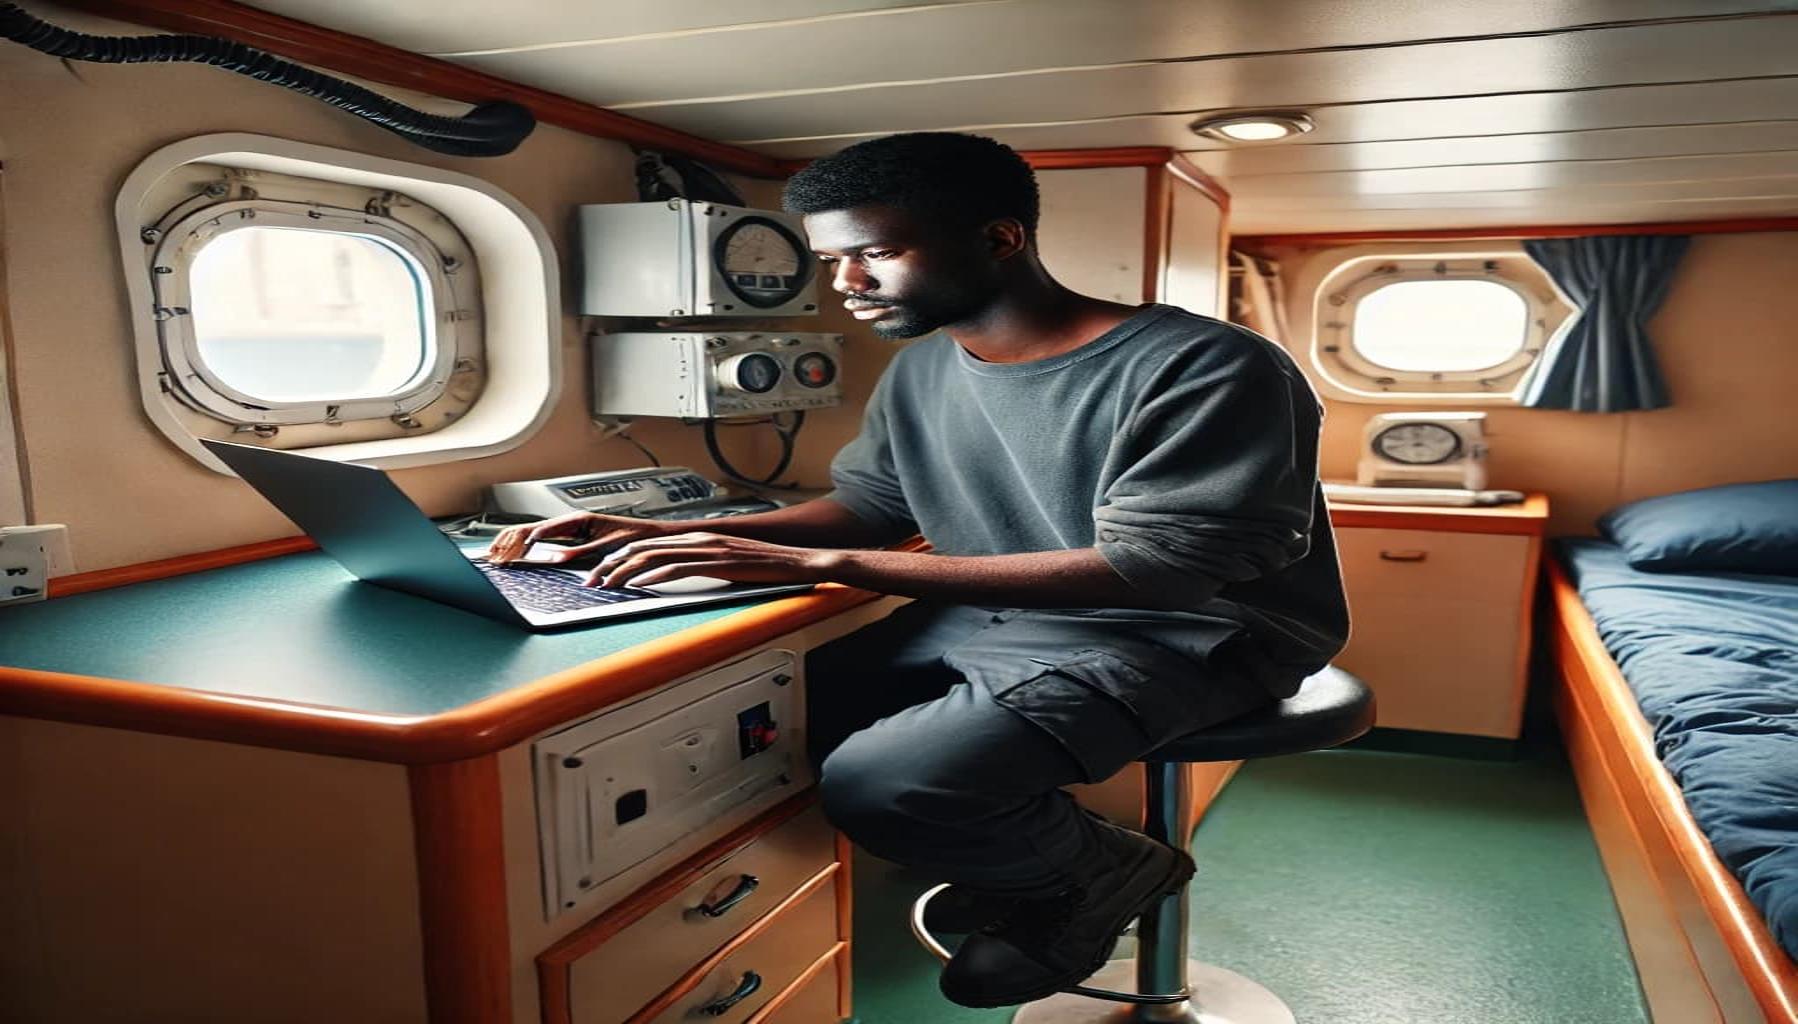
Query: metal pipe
1134 761 1197 1022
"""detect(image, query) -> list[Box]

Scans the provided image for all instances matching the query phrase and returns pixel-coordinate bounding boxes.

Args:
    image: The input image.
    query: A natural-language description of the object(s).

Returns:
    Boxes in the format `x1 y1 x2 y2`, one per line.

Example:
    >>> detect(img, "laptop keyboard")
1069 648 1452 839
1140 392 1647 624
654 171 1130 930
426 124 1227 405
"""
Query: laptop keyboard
471 559 656 614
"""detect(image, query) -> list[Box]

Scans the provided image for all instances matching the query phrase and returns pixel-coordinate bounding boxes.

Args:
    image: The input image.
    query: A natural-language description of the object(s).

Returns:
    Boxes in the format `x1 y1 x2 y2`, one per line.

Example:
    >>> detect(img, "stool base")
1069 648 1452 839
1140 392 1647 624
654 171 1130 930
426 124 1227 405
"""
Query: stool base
1011 959 1294 1024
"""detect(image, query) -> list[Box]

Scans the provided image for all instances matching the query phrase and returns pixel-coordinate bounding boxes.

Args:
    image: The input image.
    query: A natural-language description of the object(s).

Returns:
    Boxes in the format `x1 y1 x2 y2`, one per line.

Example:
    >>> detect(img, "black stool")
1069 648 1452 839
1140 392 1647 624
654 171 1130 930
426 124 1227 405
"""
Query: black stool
911 666 1375 1023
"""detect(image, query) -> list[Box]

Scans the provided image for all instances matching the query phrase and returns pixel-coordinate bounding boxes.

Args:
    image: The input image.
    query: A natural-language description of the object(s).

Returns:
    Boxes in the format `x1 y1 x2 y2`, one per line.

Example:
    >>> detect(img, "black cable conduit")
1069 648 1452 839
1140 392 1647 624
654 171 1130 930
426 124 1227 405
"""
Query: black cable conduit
0 2 535 157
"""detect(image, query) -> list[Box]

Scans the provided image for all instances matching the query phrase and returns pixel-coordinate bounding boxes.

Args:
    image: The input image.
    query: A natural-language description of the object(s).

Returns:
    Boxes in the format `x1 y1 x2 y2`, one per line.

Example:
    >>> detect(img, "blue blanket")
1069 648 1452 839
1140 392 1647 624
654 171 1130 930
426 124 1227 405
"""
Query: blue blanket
1558 539 1798 960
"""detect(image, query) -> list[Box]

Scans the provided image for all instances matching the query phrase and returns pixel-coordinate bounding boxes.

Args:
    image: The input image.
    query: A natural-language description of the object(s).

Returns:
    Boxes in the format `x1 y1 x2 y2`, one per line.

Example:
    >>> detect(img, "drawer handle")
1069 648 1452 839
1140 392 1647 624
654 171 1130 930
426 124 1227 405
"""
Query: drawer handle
1378 549 1429 562
700 970 762 1016
697 874 760 918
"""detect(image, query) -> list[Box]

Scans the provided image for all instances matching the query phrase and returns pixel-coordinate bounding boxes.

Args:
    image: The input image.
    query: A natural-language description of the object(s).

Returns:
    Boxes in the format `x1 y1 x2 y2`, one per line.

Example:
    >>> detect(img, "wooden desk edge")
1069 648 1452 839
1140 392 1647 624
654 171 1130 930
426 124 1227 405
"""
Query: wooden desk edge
5 537 901 764
1326 492 1549 535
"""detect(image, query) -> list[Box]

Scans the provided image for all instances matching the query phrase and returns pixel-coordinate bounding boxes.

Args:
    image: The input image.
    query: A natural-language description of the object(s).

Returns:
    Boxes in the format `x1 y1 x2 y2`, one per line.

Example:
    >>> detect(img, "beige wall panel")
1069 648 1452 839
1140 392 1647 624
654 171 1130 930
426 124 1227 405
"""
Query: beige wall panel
1163 180 1224 316
1268 232 1796 536
1036 167 1148 306
0 716 425 1023
1615 232 1798 504
0 13 774 573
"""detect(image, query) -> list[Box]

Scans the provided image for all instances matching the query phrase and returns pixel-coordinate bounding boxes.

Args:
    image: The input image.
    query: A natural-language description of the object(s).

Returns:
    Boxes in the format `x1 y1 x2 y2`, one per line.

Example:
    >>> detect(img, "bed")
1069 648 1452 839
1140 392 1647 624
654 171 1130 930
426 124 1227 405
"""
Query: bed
1551 517 1798 1022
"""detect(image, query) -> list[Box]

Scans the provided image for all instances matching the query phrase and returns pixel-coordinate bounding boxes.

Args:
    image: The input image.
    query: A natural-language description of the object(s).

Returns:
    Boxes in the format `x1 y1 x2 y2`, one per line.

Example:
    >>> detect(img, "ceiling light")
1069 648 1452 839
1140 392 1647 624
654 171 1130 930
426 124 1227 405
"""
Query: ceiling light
1188 112 1315 143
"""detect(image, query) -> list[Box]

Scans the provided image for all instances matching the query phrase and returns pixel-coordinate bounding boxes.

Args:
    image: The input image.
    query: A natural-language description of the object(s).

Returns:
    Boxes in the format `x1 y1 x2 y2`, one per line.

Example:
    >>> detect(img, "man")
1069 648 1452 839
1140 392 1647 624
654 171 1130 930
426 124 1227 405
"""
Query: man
488 132 1349 1008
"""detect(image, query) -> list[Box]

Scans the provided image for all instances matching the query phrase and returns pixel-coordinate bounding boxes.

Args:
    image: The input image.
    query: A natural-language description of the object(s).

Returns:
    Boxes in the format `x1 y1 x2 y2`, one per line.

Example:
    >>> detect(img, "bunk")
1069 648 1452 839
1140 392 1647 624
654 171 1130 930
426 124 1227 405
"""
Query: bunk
1550 540 1798 1023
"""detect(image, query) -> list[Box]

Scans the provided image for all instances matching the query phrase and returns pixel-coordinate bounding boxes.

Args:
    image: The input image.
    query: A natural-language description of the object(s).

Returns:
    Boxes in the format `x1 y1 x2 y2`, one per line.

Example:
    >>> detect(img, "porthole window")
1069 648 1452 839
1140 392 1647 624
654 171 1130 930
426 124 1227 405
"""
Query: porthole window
149 191 476 431
119 134 562 476
1312 254 1570 400
188 226 435 404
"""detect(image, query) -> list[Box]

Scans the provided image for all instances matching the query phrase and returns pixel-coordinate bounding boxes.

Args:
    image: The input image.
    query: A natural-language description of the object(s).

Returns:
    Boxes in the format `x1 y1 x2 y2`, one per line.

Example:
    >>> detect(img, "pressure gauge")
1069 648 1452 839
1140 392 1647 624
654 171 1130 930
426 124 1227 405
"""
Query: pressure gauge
718 352 783 394
793 351 837 389
716 218 811 309
1372 422 1462 464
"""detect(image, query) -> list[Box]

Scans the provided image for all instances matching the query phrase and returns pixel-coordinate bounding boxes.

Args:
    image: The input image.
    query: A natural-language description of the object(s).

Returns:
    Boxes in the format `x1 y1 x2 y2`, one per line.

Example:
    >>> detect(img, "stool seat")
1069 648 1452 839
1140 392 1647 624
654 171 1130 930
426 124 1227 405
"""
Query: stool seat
1144 665 1375 764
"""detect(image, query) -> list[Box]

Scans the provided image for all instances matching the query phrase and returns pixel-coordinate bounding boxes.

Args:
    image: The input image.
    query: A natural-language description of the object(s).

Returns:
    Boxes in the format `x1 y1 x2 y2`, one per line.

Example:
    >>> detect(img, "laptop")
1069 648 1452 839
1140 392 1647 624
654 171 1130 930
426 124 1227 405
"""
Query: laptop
202 440 814 630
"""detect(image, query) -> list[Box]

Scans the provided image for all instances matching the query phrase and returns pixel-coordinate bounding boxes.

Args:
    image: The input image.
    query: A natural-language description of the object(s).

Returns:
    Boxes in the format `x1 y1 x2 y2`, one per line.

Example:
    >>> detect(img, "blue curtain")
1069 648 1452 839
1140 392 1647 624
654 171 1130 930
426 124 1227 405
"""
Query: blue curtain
1518 234 1690 412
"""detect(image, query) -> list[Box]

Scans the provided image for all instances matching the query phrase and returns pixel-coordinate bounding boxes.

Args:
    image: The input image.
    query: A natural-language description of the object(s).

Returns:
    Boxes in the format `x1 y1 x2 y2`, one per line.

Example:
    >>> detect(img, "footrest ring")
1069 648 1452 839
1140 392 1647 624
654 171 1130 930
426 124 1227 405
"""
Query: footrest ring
907 883 1188 1006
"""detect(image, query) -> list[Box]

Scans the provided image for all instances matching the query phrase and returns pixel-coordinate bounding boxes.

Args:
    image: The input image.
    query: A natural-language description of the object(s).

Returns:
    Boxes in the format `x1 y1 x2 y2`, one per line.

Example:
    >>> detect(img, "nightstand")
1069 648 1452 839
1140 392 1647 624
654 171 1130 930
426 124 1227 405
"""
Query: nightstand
1325 494 1550 740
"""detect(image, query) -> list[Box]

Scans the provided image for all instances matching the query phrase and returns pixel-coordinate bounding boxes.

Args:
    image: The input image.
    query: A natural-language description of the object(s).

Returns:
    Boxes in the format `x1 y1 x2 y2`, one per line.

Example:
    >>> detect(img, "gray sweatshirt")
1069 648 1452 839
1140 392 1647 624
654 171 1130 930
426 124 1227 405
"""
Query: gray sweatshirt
827 303 1350 698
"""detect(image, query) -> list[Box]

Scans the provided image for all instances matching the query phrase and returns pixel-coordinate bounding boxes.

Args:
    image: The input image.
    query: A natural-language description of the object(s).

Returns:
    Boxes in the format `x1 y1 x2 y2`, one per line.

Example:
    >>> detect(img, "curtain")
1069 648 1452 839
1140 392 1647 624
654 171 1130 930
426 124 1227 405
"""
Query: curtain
1228 250 1292 346
1518 234 1690 412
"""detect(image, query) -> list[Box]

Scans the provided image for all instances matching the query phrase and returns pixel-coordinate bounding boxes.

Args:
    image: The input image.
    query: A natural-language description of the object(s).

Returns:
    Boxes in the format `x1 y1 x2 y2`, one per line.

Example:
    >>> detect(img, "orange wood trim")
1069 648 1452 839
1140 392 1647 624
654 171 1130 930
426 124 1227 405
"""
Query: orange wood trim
46 536 318 597
1235 217 1798 250
1021 146 1175 170
1555 641 1725 1021
743 943 845 1024
0 172 33 523
1143 164 1172 303
1326 492 1549 536
409 755 512 1024
623 862 842 1024
780 147 1179 178
0 581 888 762
59 0 789 179
1166 154 1232 215
1549 560 1798 1022
832 831 853 1021
538 794 817 976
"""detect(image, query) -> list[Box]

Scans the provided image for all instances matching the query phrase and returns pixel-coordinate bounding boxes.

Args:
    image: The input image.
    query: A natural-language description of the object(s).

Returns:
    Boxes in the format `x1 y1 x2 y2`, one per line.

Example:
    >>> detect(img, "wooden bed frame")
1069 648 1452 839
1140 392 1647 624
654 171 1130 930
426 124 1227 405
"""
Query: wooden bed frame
1548 559 1798 1023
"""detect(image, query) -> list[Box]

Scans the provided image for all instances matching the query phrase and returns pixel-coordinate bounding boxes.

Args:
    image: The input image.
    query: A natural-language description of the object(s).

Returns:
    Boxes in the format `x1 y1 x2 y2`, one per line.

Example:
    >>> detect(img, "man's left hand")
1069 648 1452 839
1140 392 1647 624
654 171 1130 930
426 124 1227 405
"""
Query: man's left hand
589 532 843 589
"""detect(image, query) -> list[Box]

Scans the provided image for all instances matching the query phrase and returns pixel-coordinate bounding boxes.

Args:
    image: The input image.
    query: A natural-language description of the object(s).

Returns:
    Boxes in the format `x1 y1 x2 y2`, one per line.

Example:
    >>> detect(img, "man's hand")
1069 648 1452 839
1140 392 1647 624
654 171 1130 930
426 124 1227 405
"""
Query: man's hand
589 532 842 589
484 512 675 565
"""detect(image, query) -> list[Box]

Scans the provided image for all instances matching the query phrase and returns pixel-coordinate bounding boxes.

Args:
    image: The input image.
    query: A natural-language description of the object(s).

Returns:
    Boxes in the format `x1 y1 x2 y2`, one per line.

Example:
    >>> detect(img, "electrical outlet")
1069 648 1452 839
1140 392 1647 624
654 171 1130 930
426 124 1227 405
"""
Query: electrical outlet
0 524 71 605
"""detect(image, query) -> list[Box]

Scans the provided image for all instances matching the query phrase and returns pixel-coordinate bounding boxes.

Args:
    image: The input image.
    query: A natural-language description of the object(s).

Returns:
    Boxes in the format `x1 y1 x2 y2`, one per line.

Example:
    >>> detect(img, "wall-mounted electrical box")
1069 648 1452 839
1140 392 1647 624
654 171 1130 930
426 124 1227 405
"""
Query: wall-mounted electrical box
591 331 842 419
578 200 819 318
532 649 806 920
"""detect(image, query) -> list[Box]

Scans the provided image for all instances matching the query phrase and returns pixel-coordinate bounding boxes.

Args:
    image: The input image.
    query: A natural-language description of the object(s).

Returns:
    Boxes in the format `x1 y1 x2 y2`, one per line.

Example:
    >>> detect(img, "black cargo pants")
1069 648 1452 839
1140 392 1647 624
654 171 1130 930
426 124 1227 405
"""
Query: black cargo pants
804 600 1272 895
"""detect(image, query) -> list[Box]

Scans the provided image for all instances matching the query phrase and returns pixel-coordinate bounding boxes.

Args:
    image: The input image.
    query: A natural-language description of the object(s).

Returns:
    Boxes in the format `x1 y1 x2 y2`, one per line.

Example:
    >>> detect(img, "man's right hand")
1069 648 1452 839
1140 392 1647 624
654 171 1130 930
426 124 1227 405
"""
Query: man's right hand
484 512 675 565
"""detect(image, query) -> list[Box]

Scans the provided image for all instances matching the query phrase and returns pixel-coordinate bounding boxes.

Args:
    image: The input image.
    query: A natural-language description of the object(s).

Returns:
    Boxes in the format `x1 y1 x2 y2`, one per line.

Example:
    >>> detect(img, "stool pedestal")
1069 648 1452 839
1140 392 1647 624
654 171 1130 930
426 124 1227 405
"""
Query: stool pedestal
1012 959 1294 1024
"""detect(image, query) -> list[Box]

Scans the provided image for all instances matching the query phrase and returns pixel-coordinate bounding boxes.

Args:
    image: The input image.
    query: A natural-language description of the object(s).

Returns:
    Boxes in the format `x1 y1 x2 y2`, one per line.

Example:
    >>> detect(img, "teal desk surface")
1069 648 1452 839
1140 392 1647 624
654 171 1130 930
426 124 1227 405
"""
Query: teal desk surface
0 549 819 720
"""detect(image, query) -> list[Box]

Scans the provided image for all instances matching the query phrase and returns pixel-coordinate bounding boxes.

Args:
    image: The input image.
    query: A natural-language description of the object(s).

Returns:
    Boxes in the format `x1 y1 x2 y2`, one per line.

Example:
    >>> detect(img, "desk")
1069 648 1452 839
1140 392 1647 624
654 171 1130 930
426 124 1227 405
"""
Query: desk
0 548 898 1024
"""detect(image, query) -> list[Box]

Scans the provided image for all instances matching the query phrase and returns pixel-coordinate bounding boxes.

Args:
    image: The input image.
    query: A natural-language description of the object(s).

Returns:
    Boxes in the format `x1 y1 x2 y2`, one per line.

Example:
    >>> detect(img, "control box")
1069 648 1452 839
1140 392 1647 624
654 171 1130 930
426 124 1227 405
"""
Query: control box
532 649 805 920
591 331 842 419
578 200 819 318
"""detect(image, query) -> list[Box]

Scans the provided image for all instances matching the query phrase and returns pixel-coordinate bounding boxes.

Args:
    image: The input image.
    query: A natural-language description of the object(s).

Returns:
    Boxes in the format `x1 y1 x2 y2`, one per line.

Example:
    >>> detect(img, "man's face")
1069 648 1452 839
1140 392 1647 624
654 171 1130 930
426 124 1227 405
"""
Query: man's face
802 205 1002 340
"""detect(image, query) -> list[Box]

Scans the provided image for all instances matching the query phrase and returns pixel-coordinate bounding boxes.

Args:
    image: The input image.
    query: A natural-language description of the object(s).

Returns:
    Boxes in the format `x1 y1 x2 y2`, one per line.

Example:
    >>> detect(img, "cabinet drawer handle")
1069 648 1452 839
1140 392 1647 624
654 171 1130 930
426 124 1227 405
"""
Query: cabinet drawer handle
1379 549 1429 562
696 874 760 918
700 970 762 1016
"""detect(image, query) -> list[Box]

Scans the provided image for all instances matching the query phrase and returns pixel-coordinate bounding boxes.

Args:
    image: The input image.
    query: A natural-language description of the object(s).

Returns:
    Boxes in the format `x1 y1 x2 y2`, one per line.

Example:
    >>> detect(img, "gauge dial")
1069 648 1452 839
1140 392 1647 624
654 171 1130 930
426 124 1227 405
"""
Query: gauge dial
720 352 782 394
714 217 811 309
793 351 837 389
1372 422 1462 465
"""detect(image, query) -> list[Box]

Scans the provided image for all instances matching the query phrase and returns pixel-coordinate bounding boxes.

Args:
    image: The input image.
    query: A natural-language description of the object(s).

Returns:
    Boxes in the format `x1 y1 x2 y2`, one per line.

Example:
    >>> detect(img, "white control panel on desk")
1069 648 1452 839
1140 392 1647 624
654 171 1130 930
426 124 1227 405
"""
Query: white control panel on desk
532 649 807 921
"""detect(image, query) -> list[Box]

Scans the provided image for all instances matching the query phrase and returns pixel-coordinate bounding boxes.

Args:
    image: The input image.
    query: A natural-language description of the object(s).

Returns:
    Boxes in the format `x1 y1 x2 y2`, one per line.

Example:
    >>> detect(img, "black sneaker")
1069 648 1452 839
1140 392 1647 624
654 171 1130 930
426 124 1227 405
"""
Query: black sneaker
937 825 1194 1008
921 884 1019 934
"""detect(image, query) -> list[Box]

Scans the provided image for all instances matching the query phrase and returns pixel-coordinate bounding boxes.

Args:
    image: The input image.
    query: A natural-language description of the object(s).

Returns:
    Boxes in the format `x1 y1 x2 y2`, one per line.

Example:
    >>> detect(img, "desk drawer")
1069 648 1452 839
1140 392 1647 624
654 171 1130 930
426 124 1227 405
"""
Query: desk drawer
751 947 844 1024
1335 527 1532 737
543 802 836 1024
630 864 841 1024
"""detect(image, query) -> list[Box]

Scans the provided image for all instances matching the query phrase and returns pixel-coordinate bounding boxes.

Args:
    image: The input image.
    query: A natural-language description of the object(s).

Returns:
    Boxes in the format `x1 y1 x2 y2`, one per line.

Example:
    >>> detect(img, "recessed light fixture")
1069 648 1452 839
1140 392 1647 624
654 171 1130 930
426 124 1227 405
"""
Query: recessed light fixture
1188 112 1315 143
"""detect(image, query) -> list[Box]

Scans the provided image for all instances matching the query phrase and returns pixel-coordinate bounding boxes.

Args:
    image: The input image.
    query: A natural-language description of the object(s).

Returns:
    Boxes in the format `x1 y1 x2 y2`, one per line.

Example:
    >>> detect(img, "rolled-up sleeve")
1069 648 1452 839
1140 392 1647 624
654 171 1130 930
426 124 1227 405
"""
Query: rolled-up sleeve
1094 364 1319 609
827 366 918 536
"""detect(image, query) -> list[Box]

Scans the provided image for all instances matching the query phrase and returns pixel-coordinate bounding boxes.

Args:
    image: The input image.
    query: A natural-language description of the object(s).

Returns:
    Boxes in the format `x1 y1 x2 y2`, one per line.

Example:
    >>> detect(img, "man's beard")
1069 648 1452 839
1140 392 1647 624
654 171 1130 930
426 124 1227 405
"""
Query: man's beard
864 288 993 340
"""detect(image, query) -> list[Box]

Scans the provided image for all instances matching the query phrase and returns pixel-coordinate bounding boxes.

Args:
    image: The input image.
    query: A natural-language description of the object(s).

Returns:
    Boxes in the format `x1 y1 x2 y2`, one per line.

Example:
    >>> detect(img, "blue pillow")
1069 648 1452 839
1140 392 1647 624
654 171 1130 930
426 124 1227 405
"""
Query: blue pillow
1599 479 1798 575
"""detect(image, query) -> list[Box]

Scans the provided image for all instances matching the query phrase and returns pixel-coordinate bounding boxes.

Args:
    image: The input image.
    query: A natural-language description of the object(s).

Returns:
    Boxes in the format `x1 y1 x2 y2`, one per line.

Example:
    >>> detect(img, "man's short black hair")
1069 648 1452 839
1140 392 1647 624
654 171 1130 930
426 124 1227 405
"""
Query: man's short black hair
782 132 1040 234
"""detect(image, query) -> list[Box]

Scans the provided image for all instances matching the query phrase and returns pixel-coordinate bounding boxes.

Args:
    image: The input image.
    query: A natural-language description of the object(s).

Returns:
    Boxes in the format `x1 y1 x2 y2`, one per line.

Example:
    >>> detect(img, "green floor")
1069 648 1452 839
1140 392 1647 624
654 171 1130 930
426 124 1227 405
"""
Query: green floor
848 746 1650 1023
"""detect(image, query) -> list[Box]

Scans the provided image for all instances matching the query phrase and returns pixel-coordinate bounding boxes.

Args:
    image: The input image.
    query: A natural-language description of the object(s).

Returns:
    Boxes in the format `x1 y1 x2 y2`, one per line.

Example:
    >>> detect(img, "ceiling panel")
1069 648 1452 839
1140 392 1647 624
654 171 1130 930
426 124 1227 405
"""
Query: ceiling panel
614 17 1798 143
1183 123 1798 177
437 0 1770 108
1227 151 1798 198
736 76 1798 156
235 0 975 55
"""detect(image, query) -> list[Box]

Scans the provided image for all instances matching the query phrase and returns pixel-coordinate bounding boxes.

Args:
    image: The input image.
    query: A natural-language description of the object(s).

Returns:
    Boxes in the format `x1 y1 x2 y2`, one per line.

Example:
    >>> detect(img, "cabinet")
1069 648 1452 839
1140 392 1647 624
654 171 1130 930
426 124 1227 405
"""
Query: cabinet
539 801 848 1024
1328 496 1548 739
